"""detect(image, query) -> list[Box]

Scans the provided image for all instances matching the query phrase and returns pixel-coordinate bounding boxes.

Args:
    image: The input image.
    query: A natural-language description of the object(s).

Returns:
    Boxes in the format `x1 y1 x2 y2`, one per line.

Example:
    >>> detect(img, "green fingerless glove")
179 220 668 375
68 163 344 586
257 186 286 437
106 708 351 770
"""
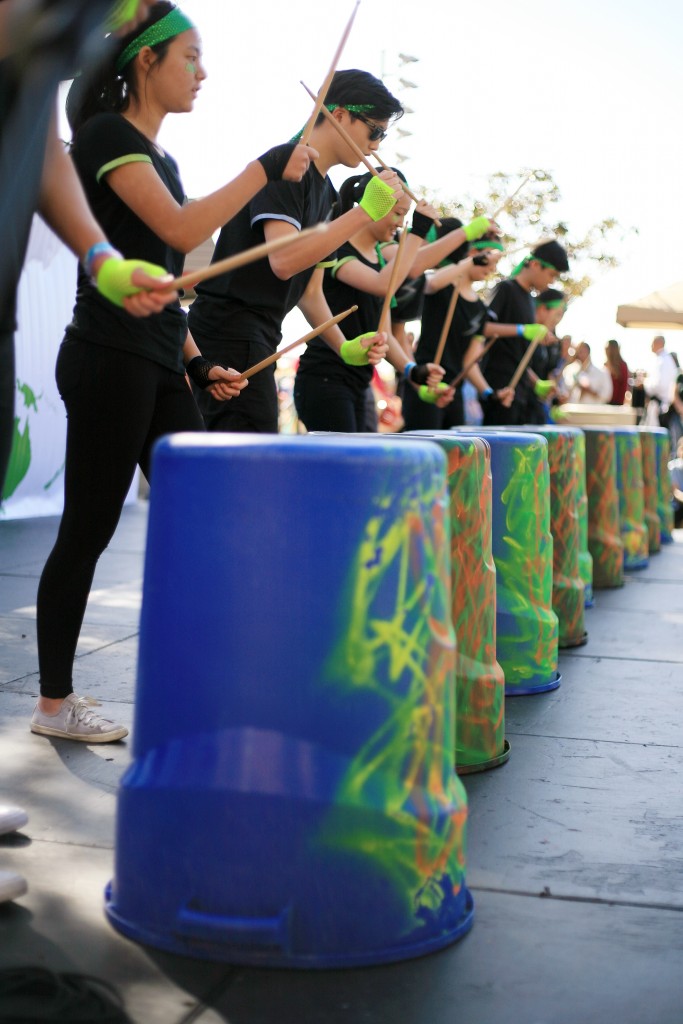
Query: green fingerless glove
359 177 398 222
522 323 548 342
96 258 170 308
463 215 491 242
340 332 377 366
534 379 555 399
106 0 139 30
550 405 569 422
418 383 450 404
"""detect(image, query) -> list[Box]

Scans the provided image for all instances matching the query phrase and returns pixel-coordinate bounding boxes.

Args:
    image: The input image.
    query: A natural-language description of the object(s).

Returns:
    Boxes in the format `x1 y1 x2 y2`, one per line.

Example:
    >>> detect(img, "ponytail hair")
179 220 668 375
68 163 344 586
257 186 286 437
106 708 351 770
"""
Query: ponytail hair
66 1 177 135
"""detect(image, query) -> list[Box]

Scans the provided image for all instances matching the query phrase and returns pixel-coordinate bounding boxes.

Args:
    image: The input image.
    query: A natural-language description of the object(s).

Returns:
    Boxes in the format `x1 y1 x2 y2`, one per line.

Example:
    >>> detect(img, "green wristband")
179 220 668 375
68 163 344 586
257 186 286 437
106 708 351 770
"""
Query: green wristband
96 257 170 308
340 333 378 366
523 324 548 342
534 379 555 399
359 177 397 222
106 0 139 31
418 383 449 404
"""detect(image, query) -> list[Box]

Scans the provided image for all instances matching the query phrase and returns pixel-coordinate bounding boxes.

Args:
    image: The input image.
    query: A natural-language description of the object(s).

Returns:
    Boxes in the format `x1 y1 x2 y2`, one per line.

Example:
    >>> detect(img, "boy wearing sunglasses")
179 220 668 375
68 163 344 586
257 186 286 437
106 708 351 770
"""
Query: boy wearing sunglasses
188 69 405 434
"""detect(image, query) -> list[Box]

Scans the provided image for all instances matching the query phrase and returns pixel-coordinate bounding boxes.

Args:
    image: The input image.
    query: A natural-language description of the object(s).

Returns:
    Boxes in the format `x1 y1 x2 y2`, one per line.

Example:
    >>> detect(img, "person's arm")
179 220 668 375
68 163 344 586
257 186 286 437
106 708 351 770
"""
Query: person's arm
297 267 387 365
264 170 404 281
106 144 316 255
38 109 176 316
334 235 422 298
407 215 500 277
181 331 247 402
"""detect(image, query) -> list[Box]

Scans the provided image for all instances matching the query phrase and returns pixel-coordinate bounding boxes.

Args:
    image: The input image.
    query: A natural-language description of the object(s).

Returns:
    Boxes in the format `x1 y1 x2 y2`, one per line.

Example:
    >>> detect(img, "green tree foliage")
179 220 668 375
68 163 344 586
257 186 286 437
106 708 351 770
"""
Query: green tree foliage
422 168 637 302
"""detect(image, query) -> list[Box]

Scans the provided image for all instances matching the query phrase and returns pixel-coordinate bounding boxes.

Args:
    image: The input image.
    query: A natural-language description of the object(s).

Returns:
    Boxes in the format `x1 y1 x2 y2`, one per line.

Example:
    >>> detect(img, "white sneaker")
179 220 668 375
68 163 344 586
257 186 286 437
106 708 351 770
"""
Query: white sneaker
30 694 128 743
0 804 28 836
0 869 27 903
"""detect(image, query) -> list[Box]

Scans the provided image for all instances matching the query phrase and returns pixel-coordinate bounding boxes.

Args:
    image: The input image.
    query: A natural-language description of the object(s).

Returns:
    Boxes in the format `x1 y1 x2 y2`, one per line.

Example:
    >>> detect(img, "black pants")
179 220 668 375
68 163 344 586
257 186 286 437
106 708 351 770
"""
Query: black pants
191 332 279 434
36 340 203 698
0 331 15 497
401 383 464 432
294 373 369 433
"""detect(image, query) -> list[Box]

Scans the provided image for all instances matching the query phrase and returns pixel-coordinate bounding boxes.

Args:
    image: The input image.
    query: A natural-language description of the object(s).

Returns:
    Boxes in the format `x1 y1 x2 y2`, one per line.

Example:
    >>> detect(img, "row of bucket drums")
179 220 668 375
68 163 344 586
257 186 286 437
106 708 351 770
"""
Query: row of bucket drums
103 424 675 970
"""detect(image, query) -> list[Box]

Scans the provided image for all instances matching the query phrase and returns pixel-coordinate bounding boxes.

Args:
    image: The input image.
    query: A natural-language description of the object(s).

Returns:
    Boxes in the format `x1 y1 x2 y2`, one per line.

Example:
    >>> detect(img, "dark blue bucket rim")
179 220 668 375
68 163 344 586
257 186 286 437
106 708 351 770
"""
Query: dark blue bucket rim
505 672 561 697
104 883 475 970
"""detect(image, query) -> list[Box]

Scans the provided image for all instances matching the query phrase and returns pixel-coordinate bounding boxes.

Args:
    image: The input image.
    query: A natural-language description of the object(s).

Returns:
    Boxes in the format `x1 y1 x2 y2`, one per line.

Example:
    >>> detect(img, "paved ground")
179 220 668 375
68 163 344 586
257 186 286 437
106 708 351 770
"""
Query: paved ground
1 503 682 1023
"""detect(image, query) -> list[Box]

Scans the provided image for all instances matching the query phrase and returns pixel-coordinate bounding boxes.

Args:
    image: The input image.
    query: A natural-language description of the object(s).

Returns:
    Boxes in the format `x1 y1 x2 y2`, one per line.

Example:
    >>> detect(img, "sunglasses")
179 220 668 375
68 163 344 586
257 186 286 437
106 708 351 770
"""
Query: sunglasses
352 111 388 143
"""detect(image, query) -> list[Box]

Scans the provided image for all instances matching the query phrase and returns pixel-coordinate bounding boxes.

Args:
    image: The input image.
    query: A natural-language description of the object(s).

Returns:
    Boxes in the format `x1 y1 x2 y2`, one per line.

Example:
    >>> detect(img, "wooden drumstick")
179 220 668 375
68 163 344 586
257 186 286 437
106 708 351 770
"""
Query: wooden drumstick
300 1 361 146
377 227 408 335
236 306 358 380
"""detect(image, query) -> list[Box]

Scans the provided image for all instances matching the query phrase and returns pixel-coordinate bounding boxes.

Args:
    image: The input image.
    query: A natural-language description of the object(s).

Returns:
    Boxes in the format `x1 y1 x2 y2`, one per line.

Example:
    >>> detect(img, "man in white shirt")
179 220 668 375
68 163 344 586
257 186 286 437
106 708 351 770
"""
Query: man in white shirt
563 342 613 404
644 335 677 427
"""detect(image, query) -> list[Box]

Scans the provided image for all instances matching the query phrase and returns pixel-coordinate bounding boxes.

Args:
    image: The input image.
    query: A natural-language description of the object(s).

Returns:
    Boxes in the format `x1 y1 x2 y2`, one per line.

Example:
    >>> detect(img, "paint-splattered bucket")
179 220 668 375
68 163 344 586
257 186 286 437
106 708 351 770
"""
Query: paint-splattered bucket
106 434 473 967
612 427 649 570
581 427 624 588
637 427 662 555
451 430 559 695
408 431 509 773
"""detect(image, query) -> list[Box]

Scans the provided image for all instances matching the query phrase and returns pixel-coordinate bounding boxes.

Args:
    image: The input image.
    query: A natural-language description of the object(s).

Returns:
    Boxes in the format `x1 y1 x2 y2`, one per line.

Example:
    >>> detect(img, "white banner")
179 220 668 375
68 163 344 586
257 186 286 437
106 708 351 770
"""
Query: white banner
2 216 138 519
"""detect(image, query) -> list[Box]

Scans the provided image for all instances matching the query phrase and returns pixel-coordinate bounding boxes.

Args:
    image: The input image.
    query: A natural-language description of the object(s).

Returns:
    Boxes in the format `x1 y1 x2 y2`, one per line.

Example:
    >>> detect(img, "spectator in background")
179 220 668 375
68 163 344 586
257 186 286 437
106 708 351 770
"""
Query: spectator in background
563 341 613 404
604 339 630 405
644 335 677 429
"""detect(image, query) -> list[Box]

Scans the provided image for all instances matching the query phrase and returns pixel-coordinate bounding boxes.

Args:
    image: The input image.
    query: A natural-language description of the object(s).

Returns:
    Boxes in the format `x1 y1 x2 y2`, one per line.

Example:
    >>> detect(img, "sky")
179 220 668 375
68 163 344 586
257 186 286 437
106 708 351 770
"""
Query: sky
66 0 683 374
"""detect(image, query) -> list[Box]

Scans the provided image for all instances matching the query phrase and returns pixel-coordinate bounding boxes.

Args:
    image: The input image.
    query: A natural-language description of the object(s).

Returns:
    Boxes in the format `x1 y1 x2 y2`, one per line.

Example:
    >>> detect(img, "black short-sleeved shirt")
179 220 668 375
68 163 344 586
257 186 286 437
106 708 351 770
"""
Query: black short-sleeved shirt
66 113 187 372
188 164 338 353
296 241 381 392
481 278 536 391
414 287 490 380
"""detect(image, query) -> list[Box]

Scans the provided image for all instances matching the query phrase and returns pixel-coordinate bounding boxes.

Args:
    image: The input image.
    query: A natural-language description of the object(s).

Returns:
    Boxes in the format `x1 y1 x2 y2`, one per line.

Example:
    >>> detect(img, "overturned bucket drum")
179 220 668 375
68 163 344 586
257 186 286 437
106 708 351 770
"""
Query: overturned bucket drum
451 429 559 696
409 431 508 773
612 426 649 570
105 434 473 968
582 426 624 588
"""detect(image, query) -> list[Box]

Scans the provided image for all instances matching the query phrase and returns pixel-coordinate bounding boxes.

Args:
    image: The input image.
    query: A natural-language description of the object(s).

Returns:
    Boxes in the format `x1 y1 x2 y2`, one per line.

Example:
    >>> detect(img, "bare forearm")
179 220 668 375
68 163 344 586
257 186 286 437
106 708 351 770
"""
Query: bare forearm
409 228 468 276
267 207 369 280
37 112 105 259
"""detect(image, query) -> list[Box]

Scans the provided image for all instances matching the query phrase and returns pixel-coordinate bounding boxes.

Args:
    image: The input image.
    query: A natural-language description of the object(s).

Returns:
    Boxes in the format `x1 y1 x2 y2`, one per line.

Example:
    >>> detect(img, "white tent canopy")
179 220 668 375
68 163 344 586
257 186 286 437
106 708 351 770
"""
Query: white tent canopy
616 280 683 329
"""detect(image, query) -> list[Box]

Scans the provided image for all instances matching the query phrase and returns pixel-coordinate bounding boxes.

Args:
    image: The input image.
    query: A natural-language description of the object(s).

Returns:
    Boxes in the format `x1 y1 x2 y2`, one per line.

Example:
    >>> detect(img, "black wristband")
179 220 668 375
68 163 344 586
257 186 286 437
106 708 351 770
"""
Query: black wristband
257 143 297 182
411 210 433 240
186 356 217 390
409 363 431 386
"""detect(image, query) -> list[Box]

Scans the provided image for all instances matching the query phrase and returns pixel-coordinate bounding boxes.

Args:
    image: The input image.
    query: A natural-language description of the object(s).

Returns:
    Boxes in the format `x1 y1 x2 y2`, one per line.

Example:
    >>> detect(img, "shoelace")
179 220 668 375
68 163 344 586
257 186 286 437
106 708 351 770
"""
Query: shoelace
67 698 114 729
0 966 131 1021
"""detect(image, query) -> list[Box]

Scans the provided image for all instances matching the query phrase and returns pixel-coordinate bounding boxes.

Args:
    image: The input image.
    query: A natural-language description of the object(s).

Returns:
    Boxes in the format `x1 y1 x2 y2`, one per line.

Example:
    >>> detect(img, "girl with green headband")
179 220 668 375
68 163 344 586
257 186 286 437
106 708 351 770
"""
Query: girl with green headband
31 1 315 744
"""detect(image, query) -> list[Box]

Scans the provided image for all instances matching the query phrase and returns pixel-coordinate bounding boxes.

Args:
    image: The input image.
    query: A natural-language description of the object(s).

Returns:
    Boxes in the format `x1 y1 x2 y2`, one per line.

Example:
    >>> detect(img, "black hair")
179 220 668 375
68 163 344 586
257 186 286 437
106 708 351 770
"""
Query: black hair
321 69 403 126
435 217 468 264
66 2 176 135
536 288 565 306
531 239 569 273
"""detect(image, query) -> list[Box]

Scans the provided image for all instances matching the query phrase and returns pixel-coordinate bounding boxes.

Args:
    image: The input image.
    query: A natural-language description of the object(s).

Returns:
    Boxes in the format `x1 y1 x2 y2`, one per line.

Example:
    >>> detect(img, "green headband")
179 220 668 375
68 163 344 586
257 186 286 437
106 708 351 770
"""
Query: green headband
536 298 565 309
290 104 375 143
115 8 195 74
511 253 558 277
471 240 504 252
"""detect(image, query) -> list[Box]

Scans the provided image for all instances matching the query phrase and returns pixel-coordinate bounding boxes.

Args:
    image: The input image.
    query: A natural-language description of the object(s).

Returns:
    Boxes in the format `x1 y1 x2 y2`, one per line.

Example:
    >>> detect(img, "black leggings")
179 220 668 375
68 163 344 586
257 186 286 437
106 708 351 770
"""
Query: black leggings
37 340 203 699
293 373 369 433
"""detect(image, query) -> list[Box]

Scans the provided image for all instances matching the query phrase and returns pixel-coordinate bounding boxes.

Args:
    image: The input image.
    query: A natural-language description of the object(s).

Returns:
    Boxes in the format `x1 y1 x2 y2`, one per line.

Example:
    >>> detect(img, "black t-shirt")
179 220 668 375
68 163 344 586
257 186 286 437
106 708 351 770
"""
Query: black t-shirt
296 240 381 391
482 278 536 391
393 273 427 323
415 287 490 380
189 164 338 352
66 113 187 372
